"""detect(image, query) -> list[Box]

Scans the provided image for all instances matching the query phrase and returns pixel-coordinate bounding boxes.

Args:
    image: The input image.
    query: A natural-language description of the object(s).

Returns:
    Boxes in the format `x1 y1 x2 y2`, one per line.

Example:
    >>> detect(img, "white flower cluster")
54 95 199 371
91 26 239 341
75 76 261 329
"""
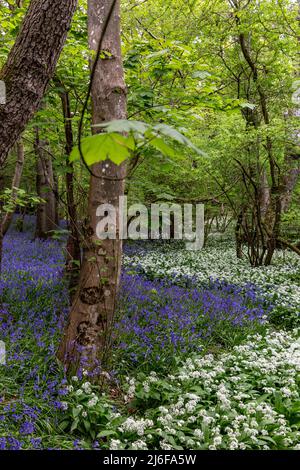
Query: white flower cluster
111 330 300 450
87 394 99 408
63 376 106 428
123 243 300 313
118 417 154 437
82 381 92 394
124 377 136 403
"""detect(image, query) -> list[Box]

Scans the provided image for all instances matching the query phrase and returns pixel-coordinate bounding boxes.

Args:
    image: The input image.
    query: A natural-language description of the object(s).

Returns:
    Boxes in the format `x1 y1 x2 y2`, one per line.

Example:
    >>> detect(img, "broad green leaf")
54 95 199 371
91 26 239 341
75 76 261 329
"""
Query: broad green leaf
70 418 79 433
192 71 212 79
149 137 175 157
152 123 206 156
146 49 170 59
240 102 256 110
93 119 149 135
97 430 117 438
70 133 133 166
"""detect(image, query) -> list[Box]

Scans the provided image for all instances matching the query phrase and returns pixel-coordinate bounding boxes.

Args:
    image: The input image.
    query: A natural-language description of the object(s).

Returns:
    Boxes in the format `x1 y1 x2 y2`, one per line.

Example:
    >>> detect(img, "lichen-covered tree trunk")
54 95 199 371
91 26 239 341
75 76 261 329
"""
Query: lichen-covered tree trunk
0 0 78 169
58 0 127 373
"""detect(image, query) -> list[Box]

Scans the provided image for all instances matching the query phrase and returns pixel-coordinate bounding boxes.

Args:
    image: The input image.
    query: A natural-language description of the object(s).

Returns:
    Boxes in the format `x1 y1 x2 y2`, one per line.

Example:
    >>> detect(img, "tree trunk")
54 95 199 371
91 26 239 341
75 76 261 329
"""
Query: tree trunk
235 209 244 259
34 130 57 239
55 78 82 300
0 140 25 274
58 0 127 374
0 140 25 236
53 172 60 227
0 0 78 169
236 19 281 266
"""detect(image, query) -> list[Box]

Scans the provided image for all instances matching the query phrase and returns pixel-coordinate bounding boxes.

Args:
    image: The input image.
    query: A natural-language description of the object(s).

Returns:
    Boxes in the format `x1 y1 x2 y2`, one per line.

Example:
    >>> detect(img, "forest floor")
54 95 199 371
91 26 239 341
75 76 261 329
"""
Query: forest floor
0 217 300 450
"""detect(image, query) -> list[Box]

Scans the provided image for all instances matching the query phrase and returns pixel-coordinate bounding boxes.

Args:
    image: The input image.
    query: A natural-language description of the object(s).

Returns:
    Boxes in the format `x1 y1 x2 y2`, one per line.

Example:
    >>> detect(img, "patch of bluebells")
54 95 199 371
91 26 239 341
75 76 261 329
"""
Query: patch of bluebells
0 222 67 314
0 436 23 450
20 421 35 435
0 217 73 449
114 270 272 371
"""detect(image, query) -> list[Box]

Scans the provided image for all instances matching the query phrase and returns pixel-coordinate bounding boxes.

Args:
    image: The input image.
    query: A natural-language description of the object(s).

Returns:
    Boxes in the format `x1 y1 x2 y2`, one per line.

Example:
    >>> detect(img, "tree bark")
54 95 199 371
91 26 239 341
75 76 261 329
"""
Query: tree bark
55 78 82 299
58 0 127 374
0 0 78 169
34 129 58 239
0 140 25 274
0 140 25 236
235 209 244 259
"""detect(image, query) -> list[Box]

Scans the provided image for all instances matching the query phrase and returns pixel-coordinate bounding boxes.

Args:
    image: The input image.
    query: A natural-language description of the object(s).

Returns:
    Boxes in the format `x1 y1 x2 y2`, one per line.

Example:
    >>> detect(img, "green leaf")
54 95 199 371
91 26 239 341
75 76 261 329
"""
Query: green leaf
83 120 205 161
149 137 175 157
70 418 79 433
154 192 175 201
97 430 117 438
59 420 70 431
72 407 81 419
152 124 206 156
146 49 170 59
70 133 133 166
93 119 149 135
240 102 256 110
192 71 212 79
84 419 91 432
